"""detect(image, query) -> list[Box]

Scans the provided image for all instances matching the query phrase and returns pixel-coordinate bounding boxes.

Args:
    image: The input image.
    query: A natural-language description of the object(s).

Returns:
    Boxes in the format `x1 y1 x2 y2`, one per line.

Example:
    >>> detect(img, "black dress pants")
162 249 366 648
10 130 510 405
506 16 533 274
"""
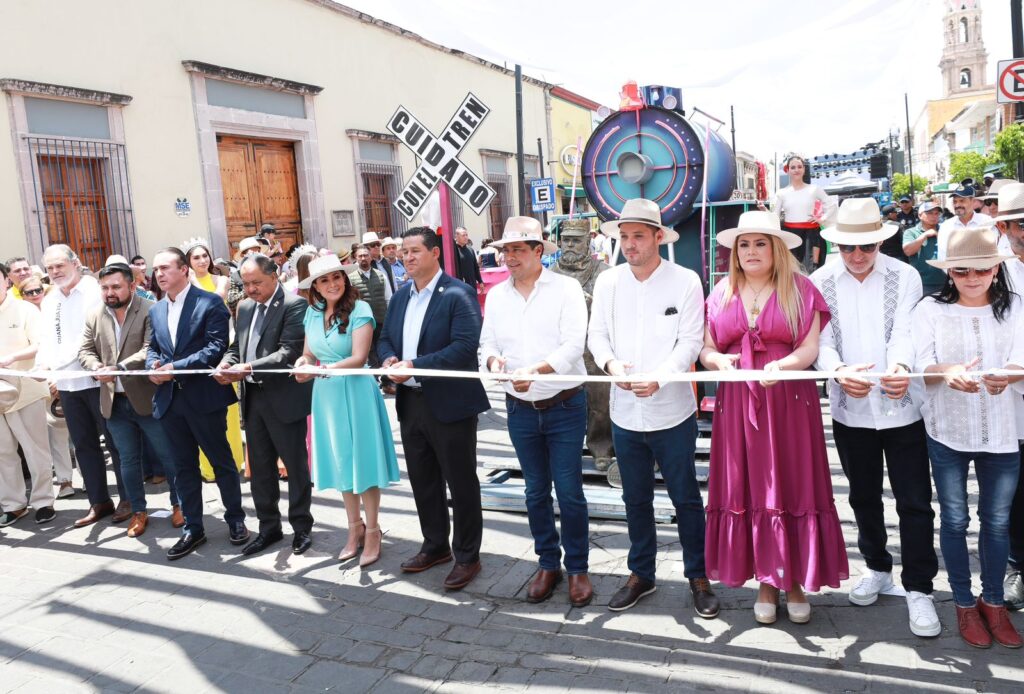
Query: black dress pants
244 388 313 536
60 388 124 506
399 388 482 564
833 418 938 594
1008 442 1024 571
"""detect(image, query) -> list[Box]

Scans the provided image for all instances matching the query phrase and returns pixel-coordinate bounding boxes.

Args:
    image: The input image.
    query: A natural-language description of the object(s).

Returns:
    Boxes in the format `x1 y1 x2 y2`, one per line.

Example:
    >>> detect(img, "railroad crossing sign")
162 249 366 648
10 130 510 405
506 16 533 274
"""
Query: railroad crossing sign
998 59 1024 104
530 177 556 213
387 93 496 221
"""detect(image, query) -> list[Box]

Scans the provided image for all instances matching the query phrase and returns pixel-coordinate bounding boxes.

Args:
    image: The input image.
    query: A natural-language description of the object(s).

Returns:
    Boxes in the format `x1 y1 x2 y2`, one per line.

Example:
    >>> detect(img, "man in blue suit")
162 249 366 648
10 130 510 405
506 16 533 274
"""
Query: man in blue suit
379 227 491 590
146 248 249 560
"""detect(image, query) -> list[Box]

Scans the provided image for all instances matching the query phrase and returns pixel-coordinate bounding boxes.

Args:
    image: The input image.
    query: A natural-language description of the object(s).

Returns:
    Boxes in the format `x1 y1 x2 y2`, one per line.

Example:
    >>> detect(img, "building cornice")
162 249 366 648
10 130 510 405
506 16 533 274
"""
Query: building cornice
0 78 132 105
182 60 323 95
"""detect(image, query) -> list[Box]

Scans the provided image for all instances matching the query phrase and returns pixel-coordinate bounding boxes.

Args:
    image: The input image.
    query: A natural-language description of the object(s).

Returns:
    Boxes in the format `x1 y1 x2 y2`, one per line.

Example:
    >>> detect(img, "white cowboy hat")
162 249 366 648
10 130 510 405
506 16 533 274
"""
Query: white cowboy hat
103 254 130 267
238 237 262 253
716 211 802 249
381 236 398 248
927 228 1014 270
362 232 381 245
820 197 899 246
599 198 679 244
489 216 557 255
992 182 1024 223
297 255 347 289
980 178 1015 202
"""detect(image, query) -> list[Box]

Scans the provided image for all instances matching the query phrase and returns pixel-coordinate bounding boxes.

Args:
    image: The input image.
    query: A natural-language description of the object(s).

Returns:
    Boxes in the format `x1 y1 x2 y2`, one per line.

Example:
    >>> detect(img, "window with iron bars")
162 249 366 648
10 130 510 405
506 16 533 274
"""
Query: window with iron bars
357 161 408 239
26 137 136 271
486 173 513 240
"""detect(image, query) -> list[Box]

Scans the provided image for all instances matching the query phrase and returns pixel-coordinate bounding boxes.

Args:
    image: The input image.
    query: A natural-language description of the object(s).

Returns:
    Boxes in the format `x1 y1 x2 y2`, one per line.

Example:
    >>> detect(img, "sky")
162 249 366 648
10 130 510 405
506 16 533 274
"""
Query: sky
336 0 1013 163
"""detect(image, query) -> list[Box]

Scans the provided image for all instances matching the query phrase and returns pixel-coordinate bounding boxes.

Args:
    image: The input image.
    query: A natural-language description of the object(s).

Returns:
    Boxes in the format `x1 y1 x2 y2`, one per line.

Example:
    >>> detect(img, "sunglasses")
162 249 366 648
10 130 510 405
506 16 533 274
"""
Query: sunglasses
366 242 381 248
949 267 995 278
838 243 879 254
22 288 44 297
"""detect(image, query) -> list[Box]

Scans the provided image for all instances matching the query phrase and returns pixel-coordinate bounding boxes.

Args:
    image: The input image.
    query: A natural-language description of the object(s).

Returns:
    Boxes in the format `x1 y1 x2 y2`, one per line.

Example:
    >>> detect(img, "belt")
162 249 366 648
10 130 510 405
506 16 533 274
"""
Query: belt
507 385 583 411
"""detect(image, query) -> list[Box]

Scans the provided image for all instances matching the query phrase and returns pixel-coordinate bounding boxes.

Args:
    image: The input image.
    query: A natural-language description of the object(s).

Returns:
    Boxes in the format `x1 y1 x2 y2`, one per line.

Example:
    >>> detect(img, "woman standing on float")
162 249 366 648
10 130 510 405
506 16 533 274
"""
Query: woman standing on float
700 211 849 625
759 155 834 272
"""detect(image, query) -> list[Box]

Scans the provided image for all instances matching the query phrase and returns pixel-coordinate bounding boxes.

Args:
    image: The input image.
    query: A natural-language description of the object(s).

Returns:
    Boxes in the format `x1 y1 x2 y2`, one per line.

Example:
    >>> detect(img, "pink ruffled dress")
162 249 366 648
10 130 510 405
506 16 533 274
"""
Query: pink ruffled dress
704 274 848 591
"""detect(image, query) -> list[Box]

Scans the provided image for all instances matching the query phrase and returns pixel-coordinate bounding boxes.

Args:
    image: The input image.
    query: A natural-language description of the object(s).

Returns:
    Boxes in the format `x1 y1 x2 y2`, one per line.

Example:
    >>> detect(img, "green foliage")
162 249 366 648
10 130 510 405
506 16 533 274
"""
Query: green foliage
986 151 1015 178
948 151 987 184
995 124 1024 174
891 172 929 199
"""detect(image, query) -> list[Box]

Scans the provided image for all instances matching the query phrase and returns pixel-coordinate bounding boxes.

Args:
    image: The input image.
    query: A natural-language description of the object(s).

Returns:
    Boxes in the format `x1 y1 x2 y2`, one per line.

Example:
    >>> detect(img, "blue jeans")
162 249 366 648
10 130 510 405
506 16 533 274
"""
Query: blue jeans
612 415 706 582
506 389 589 574
927 436 1020 606
105 395 179 513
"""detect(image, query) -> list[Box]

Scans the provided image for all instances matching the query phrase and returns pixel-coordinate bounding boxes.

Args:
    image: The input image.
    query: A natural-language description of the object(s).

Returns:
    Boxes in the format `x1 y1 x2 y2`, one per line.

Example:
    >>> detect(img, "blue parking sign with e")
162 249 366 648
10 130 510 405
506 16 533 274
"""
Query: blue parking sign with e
530 177 556 212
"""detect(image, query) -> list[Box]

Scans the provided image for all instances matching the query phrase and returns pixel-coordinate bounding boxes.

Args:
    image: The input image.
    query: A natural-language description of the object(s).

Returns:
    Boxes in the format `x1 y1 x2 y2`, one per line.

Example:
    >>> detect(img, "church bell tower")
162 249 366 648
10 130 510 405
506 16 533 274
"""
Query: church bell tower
938 0 990 96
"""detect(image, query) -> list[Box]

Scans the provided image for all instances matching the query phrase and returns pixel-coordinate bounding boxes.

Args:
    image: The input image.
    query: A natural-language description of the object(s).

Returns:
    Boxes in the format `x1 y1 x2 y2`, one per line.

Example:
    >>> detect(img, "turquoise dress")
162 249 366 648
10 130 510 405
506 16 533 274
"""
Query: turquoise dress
304 300 400 493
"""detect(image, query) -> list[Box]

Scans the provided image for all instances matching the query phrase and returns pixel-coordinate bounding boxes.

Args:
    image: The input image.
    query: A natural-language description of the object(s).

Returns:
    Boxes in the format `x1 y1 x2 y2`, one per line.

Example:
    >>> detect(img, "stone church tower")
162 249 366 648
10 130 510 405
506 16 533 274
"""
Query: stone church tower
939 0 991 97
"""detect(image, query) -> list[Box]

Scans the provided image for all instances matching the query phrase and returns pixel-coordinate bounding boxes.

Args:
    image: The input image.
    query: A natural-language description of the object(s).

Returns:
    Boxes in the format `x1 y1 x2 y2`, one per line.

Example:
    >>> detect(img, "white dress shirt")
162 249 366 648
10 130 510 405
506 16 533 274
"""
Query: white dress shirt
913 296 1024 453
479 269 587 401
811 253 923 430
166 282 192 350
401 268 443 387
588 259 704 432
937 211 994 260
36 275 102 391
104 294 134 393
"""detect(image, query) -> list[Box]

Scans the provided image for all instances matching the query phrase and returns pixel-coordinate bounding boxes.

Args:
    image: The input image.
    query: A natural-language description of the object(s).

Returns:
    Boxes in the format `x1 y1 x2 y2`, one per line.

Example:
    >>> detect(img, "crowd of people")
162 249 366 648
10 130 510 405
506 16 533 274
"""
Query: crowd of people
3 182 1024 651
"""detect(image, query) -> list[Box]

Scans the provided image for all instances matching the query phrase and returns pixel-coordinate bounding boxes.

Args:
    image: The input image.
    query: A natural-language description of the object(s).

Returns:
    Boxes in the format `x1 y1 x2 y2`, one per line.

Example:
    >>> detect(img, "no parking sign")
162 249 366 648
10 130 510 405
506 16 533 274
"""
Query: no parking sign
997 59 1024 104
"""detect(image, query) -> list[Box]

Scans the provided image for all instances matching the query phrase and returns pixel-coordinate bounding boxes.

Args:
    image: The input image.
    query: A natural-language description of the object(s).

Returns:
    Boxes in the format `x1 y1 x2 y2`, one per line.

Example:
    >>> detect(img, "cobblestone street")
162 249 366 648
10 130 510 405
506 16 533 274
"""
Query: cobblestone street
1 386 1022 693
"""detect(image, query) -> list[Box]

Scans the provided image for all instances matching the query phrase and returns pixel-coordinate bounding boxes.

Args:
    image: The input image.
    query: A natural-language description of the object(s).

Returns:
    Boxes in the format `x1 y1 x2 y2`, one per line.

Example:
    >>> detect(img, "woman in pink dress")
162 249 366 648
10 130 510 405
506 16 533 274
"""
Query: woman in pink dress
699 211 848 625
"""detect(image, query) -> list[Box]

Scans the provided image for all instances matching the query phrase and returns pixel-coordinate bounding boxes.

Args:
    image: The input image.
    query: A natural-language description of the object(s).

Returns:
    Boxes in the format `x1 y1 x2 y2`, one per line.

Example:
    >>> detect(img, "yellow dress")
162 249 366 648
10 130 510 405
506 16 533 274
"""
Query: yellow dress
195 273 245 480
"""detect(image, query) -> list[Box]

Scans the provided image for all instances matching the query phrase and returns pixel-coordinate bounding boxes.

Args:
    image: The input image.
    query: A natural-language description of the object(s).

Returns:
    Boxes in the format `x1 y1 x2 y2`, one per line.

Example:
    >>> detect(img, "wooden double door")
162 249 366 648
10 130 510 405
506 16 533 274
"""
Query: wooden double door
217 135 303 252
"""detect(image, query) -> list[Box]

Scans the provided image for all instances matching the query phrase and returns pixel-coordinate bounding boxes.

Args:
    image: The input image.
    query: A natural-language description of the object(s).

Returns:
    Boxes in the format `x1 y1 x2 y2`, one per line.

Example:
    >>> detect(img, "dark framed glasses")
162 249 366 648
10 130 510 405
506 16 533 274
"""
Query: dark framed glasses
838 243 879 254
949 267 995 278
22 288 44 297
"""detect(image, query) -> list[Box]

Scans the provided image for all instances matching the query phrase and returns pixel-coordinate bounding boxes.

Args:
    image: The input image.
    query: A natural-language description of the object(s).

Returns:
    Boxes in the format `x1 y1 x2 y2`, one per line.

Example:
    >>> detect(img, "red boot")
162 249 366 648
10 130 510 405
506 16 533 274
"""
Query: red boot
978 598 1023 648
955 604 992 648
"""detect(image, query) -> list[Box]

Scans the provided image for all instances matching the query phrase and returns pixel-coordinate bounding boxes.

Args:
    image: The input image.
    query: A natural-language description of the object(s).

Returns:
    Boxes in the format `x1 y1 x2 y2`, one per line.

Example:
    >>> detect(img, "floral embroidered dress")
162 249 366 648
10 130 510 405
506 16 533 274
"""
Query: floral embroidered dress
704 274 849 591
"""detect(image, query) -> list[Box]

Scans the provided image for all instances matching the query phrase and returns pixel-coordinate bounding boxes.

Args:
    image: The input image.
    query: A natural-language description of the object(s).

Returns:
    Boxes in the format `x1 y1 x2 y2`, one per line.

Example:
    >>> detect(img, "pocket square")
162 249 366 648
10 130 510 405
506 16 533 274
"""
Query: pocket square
664 307 678 316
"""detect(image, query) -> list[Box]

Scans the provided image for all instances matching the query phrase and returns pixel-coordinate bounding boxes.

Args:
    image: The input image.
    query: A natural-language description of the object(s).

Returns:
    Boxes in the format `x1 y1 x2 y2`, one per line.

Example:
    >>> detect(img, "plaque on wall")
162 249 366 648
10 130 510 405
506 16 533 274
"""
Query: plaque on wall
331 210 355 237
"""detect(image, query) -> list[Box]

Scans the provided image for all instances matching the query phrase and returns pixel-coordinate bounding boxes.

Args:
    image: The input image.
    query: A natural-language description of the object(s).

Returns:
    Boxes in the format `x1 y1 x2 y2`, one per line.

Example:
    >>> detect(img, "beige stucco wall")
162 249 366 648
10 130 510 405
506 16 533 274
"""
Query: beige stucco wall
548 96 595 215
0 0 549 261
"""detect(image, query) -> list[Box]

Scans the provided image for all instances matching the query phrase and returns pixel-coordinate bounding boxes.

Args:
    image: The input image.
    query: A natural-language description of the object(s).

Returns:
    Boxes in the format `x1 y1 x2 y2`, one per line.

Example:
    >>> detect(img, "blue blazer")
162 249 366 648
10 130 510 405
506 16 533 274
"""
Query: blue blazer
146 285 237 419
378 272 490 423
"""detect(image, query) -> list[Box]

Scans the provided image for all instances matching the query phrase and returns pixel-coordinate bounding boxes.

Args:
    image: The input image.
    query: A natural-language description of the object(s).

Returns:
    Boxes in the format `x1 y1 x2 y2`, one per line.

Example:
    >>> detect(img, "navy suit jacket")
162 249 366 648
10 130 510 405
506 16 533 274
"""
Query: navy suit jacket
146 285 237 419
378 272 490 423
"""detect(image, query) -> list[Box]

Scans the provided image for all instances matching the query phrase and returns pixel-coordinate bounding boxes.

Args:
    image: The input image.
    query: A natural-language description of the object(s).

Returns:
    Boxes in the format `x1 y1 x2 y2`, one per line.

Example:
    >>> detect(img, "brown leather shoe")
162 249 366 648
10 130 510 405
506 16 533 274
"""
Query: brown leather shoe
568 573 594 608
689 577 721 619
978 598 1023 648
111 500 133 523
126 512 148 538
956 604 992 648
400 551 453 573
526 568 563 603
444 561 482 590
608 573 657 611
74 500 115 528
170 505 185 528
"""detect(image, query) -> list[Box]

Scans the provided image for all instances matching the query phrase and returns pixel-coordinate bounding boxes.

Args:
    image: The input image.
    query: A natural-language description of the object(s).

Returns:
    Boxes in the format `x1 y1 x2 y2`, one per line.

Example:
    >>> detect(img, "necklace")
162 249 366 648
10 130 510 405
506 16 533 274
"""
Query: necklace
746 282 770 327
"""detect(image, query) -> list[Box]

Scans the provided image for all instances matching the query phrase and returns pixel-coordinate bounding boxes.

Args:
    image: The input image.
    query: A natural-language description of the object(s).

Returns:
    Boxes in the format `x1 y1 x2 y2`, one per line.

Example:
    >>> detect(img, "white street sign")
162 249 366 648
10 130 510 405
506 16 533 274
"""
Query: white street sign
998 59 1024 104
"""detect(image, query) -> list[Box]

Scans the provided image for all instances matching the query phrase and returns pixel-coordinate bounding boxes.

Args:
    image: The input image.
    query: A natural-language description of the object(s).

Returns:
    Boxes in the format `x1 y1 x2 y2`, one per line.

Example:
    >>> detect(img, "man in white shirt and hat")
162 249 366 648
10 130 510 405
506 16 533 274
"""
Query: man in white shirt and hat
588 198 719 618
480 216 592 607
363 231 396 293
811 197 940 638
937 180 993 260
992 181 1024 611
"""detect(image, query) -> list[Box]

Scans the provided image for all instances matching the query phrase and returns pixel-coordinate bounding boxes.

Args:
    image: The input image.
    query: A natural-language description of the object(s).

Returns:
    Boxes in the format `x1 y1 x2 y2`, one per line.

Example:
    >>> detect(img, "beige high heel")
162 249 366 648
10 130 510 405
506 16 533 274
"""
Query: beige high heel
359 527 383 568
338 520 365 562
754 585 780 624
786 593 811 624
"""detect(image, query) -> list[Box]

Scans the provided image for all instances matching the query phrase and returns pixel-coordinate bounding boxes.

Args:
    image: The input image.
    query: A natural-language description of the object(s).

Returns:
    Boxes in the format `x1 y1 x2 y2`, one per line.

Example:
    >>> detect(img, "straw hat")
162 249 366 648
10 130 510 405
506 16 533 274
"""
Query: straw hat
362 232 381 245
820 197 899 245
238 237 262 254
926 228 1014 270
104 254 130 266
381 236 399 249
599 198 679 244
992 182 1024 223
716 211 802 249
980 178 1015 202
489 216 557 255
297 255 347 289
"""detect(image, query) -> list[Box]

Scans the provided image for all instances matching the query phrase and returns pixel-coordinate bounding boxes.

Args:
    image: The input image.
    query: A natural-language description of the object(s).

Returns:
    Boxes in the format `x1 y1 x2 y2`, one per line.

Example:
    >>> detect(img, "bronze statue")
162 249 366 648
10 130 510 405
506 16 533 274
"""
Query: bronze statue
551 219 615 471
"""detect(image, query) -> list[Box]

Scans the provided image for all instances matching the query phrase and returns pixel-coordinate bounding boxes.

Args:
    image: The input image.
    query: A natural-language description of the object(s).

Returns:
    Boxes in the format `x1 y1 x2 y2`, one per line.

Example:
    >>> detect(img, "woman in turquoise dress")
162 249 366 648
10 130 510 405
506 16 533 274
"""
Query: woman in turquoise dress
295 256 399 567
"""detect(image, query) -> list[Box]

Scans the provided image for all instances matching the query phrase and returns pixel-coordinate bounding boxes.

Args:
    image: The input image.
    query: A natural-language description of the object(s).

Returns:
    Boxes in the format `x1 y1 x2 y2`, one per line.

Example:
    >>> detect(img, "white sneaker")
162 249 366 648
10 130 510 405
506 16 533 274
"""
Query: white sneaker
906 591 941 637
849 569 893 606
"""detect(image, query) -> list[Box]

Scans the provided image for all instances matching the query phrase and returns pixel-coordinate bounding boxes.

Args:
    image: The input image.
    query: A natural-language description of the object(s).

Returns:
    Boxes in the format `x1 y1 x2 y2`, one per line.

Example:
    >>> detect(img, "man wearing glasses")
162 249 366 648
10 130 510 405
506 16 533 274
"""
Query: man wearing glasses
362 232 396 293
937 180 992 260
902 201 946 296
811 197 940 638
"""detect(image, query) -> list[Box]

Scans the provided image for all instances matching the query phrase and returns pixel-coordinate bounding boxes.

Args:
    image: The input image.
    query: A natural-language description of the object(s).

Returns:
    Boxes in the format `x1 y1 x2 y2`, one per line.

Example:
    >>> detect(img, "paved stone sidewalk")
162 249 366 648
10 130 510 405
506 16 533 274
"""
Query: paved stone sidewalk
0 386 1022 692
